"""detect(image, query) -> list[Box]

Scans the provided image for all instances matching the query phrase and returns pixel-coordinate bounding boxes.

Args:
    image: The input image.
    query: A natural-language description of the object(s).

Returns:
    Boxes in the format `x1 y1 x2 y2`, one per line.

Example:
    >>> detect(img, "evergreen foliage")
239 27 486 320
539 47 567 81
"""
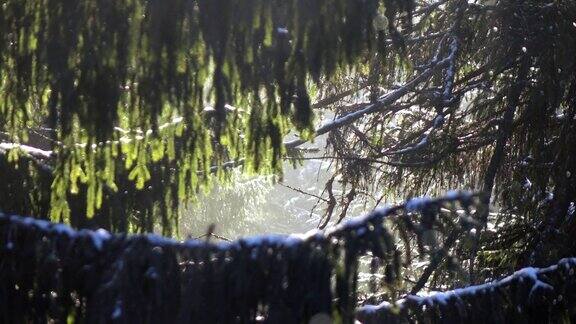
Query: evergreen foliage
292 0 576 278
356 257 576 323
0 0 412 232
0 192 480 323
1 0 576 321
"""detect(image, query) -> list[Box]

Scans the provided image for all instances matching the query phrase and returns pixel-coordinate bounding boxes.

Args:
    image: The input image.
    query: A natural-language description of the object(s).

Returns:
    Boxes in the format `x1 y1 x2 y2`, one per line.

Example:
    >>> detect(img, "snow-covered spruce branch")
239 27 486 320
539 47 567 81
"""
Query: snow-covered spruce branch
284 155 433 168
353 7 463 163
206 52 458 172
208 53 453 172
0 142 53 159
0 191 480 322
357 257 576 323
0 142 54 172
0 82 368 174
0 190 479 252
284 54 453 150
0 115 186 163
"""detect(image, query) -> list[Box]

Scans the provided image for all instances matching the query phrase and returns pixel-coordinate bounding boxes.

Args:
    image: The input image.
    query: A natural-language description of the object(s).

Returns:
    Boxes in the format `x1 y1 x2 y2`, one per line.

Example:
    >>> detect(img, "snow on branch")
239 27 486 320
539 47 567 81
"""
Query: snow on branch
0 143 53 159
0 191 479 323
284 54 452 149
357 258 576 323
0 191 478 253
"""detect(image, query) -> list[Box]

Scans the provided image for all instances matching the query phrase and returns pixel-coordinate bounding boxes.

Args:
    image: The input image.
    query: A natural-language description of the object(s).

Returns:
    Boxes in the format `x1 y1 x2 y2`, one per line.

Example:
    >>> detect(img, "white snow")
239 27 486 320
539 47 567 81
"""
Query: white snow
358 258 576 316
52 224 75 236
0 143 53 158
111 301 123 319
445 190 461 200
568 202 575 218
406 197 432 212
146 234 177 246
523 178 532 189
91 229 111 250
0 191 477 260
361 301 392 313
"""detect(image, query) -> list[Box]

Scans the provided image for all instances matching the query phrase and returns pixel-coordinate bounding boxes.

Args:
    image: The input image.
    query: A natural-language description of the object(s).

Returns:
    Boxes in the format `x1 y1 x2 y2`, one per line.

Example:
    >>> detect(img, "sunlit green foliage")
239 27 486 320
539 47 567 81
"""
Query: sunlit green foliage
0 0 412 233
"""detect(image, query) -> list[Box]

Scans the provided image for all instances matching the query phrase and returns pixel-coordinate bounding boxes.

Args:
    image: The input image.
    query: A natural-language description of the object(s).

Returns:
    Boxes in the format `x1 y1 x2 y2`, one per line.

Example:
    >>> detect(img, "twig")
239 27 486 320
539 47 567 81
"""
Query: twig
469 57 531 282
278 182 328 202
194 232 232 242
409 230 461 295
284 155 432 168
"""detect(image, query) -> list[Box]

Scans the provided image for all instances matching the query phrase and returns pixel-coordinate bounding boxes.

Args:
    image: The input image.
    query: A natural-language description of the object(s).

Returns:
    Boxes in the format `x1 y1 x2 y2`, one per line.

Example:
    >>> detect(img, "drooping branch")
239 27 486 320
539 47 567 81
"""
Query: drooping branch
284 52 454 149
0 191 479 323
0 143 53 159
481 58 530 209
357 257 576 323
468 57 531 281
0 143 54 173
